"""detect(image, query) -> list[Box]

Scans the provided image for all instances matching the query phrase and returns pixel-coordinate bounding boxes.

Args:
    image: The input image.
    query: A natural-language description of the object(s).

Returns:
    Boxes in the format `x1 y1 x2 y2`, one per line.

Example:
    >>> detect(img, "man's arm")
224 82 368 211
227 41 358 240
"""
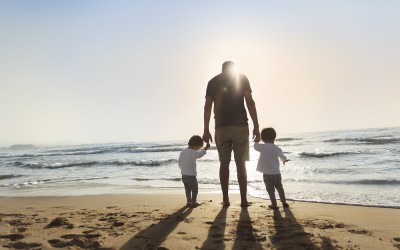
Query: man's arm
203 97 213 143
244 91 260 142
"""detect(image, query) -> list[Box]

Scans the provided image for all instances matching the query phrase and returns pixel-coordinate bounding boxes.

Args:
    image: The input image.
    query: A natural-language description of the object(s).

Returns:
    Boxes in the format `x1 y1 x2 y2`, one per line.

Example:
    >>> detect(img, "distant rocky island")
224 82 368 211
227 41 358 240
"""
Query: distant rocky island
0 144 36 150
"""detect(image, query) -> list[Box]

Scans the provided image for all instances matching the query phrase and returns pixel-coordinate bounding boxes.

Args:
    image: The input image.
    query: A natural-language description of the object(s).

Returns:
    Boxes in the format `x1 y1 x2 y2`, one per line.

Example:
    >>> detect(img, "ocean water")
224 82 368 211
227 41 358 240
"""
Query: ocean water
1 127 399 207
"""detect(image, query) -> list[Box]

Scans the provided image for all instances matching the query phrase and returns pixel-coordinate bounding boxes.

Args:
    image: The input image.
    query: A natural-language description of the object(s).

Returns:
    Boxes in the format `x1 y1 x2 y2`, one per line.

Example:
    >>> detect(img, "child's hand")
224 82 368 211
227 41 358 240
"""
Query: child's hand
205 143 210 150
283 159 290 165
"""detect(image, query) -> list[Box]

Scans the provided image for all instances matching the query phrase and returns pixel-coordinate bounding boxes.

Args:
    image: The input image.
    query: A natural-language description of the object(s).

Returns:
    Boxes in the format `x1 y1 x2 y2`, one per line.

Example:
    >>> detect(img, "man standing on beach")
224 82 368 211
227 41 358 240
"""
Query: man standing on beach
203 61 260 207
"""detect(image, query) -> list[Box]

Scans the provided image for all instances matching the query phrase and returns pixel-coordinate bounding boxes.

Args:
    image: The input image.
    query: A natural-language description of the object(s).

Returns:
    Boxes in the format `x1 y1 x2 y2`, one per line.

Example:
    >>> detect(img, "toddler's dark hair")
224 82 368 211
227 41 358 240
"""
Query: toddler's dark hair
188 135 204 148
261 127 276 142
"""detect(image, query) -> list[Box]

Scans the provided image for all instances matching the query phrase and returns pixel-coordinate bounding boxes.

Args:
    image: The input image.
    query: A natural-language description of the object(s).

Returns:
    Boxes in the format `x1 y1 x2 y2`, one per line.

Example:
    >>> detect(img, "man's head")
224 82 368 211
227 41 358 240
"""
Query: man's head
222 61 235 73
261 127 276 142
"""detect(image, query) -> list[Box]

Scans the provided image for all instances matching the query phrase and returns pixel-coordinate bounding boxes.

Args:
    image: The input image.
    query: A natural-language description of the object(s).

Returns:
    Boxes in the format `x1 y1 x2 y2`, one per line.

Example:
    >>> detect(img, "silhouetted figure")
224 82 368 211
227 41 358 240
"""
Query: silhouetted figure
203 61 260 207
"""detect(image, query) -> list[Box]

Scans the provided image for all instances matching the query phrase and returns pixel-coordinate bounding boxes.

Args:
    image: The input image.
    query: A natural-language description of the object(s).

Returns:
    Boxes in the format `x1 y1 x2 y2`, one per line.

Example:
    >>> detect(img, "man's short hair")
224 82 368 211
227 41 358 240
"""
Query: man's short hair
261 127 276 142
188 135 204 148
222 61 235 72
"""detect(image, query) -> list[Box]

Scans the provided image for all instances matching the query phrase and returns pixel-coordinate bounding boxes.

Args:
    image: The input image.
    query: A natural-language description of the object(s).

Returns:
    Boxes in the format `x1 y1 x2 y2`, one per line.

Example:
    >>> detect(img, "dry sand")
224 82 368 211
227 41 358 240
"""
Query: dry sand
0 193 399 249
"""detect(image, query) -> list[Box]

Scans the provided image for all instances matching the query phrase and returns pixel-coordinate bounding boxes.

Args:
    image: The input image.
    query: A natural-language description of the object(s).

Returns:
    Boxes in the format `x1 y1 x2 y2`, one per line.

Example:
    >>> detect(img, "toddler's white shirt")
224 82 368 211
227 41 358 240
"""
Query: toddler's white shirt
179 148 206 176
254 142 287 174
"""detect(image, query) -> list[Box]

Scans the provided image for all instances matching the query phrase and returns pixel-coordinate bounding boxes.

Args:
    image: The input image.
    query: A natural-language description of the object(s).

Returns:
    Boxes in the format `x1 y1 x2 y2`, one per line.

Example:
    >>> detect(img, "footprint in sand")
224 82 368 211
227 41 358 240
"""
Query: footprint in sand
17 227 27 233
82 229 96 234
0 234 25 241
34 217 48 223
112 221 125 227
48 233 107 249
106 206 118 209
5 241 41 249
61 233 102 239
334 223 345 228
9 219 31 227
348 229 371 235
48 238 100 248
319 223 335 229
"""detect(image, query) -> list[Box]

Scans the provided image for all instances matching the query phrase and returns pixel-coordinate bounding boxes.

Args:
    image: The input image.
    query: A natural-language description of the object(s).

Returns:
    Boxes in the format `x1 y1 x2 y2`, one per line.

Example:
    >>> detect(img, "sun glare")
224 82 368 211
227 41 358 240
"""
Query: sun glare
229 64 238 75
204 53 246 81
231 61 241 74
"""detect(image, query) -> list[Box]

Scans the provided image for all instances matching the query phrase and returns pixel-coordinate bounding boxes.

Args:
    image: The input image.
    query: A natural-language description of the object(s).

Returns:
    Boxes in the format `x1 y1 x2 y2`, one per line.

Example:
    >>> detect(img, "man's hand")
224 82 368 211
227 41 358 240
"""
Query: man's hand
203 130 213 144
253 127 260 142
203 97 213 144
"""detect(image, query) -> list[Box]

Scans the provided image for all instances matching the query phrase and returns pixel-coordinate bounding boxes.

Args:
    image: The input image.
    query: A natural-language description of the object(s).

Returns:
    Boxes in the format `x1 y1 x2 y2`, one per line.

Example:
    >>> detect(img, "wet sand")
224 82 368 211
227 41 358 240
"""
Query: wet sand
0 193 399 249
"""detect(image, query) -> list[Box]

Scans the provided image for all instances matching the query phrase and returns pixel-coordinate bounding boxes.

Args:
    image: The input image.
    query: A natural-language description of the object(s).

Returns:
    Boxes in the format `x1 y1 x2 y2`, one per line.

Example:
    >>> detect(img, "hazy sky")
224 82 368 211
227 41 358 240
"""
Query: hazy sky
0 1 399 146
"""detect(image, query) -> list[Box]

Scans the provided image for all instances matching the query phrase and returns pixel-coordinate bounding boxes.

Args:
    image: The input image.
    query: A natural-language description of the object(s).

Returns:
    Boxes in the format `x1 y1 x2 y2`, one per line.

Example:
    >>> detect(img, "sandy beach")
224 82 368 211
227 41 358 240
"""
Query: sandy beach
0 193 399 250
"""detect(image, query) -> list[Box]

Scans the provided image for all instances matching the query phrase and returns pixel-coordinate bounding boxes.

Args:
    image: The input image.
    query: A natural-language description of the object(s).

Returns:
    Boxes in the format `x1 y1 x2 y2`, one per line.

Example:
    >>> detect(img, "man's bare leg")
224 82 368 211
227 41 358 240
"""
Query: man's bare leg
236 161 248 204
220 161 230 203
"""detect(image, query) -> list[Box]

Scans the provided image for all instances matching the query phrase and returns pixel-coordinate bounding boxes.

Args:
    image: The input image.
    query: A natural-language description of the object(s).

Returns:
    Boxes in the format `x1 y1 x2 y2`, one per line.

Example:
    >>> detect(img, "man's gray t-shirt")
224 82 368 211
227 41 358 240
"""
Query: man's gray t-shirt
206 72 251 128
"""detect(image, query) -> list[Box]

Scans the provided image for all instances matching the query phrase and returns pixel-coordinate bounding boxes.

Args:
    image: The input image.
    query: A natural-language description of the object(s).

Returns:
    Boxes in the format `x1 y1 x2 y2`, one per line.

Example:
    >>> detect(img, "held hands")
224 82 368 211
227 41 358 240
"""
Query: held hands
253 127 260 142
205 143 210 150
203 130 213 144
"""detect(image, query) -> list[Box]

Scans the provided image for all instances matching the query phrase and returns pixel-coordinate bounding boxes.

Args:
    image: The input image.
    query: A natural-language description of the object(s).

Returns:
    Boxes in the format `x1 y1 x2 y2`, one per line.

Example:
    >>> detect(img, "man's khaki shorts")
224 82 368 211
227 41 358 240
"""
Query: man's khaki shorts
215 126 249 162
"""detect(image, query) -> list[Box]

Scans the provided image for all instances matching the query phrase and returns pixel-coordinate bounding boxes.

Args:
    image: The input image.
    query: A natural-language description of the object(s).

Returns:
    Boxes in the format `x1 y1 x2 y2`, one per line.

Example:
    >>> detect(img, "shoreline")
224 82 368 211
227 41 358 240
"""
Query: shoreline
2 188 399 209
1 193 399 249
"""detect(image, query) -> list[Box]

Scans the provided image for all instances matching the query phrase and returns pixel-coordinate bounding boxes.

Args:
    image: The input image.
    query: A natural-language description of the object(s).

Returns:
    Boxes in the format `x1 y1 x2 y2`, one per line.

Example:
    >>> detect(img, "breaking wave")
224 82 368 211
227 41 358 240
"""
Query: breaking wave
13 158 178 169
298 151 357 158
19 161 99 169
286 178 400 186
113 159 177 166
324 137 400 145
0 145 184 159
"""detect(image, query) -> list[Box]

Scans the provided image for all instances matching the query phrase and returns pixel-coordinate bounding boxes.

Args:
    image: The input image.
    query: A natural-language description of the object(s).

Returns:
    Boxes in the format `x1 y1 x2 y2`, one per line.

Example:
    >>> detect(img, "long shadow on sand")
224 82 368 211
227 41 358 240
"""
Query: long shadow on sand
270 207 317 250
232 207 263 250
200 207 228 250
120 206 192 250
